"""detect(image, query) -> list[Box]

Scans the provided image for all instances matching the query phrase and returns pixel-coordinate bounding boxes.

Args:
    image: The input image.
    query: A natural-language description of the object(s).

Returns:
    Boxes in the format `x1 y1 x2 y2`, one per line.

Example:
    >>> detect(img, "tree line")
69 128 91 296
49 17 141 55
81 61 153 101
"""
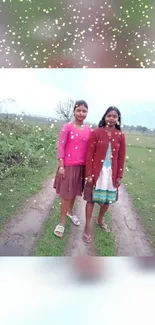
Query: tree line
0 98 154 133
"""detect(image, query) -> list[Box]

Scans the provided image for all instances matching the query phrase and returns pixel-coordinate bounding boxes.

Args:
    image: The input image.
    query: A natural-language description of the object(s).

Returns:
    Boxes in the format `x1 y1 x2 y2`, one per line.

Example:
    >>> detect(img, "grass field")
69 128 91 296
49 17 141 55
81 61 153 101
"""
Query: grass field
126 132 155 149
0 117 155 254
0 118 58 227
124 132 155 245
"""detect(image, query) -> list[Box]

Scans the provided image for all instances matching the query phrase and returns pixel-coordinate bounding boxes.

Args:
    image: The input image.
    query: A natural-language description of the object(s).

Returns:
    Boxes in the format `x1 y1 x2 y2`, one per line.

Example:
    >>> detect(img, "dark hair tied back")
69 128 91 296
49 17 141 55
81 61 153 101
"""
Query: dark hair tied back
74 100 88 111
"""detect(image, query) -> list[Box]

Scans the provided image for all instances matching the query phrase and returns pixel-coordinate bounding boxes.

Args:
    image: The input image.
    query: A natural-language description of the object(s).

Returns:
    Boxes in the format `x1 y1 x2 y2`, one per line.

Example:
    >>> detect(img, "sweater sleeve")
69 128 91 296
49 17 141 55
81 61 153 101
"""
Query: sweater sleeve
85 130 97 178
57 123 70 159
117 132 126 178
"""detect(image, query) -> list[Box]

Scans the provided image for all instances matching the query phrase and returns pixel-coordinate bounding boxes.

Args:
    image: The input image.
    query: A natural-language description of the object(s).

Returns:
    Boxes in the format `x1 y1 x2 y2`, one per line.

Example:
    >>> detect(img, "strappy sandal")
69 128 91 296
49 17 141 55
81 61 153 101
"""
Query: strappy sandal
96 220 110 232
54 224 65 238
67 213 80 226
83 233 92 243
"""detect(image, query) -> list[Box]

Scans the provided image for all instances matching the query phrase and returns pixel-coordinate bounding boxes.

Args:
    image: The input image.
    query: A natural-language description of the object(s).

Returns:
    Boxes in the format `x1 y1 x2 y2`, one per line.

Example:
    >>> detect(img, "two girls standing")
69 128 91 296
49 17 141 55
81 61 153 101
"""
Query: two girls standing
54 104 126 242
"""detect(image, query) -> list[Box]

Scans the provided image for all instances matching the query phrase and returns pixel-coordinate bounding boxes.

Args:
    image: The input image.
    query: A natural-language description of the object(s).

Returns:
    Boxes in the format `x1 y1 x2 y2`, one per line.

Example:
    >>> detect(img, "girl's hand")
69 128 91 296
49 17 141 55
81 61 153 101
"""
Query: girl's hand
116 177 122 187
86 176 93 184
58 166 65 178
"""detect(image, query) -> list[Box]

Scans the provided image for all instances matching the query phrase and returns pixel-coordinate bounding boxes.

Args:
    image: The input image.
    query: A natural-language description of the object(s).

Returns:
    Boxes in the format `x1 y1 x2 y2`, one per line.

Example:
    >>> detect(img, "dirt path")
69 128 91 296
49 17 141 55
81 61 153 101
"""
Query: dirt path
65 197 94 256
0 175 154 256
110 185 154 256
66 185 154 257
0 176 56 256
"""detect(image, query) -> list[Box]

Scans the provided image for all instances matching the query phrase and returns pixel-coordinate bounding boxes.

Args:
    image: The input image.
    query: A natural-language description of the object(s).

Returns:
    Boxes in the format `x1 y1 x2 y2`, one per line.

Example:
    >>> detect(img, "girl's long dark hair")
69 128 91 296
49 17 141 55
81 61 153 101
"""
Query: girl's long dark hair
98 106 121 130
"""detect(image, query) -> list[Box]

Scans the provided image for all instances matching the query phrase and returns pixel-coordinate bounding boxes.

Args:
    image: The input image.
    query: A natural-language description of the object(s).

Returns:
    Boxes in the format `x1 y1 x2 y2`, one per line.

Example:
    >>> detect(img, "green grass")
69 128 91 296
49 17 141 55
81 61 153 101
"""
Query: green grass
124 133 155 245
93 205 116 256
126 132 155 149
33 200 116 256
0 118 58 227
33 198 71 256
0 160 56 228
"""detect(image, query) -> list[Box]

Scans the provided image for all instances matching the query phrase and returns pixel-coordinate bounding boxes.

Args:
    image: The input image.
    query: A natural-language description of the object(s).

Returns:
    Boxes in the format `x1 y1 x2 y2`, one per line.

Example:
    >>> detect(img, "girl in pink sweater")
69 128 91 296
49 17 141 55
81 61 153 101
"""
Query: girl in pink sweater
54 100 92 238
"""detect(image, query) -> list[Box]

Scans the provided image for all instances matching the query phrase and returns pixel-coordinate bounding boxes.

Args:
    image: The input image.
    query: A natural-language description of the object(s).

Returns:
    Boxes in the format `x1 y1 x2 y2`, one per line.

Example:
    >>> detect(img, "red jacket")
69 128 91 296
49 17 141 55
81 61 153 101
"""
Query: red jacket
85 127 126 187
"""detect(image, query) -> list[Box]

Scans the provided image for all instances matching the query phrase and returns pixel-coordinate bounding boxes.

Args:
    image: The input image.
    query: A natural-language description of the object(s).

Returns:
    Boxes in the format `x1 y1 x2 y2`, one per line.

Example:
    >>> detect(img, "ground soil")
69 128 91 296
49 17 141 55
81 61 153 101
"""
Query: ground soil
0 179 154 256
0 176 56 256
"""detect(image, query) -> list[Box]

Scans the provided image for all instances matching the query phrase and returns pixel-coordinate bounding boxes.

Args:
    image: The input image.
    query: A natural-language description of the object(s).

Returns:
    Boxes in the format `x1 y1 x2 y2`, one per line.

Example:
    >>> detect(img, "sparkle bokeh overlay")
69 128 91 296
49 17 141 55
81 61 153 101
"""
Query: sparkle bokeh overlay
0 0 155 68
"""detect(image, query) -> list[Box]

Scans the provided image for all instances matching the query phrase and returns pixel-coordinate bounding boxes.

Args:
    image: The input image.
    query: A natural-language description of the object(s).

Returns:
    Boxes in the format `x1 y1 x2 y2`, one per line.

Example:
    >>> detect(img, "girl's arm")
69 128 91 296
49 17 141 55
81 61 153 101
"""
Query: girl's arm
117 133 126 179
85 130 97 180
57 123 70 168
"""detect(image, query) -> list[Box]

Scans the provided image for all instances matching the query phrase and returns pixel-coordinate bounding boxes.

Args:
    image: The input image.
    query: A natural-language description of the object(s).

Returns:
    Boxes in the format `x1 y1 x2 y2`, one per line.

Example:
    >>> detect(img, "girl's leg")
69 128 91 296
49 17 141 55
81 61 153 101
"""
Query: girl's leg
67 197 76 215
98 204 109 223
97 204 110 231
54 197 70 237
60 198 70 226
84 202 94 236
67 196 80 226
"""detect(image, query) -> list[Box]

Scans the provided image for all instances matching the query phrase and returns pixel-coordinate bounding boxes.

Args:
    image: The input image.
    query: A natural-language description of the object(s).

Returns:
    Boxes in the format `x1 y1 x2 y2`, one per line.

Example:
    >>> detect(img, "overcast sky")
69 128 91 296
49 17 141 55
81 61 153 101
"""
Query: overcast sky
0 68 154 128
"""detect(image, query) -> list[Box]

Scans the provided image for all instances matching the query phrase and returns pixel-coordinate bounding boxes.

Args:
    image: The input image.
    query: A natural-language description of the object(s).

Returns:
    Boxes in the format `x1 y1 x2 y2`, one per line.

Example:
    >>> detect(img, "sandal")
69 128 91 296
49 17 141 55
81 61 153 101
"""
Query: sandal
96 220 110 232
83 233 92 243
67 213 80 226
54 224 65 238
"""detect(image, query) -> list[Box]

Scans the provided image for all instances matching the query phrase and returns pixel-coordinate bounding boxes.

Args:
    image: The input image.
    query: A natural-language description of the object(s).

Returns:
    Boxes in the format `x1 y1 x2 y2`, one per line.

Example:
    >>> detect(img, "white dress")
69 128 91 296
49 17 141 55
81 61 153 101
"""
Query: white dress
93 142 117 204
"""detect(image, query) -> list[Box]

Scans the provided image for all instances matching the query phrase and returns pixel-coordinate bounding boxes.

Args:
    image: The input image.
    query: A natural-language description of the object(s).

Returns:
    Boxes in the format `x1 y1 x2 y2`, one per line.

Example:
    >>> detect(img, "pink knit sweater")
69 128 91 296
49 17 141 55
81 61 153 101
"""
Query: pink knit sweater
57 122 92 166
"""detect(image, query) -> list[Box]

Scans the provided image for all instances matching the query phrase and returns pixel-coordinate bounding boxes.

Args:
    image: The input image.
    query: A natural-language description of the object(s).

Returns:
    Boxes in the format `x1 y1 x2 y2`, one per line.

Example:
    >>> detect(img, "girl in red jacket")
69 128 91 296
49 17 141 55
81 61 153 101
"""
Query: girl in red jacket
83 107 126 243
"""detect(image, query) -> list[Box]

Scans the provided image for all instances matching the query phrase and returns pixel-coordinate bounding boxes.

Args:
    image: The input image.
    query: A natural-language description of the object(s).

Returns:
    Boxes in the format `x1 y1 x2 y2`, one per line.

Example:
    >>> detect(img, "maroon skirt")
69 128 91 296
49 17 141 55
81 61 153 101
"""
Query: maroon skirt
53 165 85 200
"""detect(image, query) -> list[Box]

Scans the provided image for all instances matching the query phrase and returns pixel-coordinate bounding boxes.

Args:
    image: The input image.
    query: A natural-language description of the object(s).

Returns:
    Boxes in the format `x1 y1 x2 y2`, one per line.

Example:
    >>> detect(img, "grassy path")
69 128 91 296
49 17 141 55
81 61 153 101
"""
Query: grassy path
124 145 155 246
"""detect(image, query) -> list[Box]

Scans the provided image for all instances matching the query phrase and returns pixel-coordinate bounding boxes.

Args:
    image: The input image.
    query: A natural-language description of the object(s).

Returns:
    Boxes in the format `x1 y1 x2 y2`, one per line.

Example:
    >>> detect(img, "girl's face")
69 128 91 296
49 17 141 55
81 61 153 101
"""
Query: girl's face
74 105 88 122
105 110 119 127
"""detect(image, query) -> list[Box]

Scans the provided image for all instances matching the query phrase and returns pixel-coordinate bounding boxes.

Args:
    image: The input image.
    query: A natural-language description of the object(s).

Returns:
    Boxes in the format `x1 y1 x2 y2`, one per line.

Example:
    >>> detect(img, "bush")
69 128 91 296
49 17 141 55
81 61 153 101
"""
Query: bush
0 119 58 179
